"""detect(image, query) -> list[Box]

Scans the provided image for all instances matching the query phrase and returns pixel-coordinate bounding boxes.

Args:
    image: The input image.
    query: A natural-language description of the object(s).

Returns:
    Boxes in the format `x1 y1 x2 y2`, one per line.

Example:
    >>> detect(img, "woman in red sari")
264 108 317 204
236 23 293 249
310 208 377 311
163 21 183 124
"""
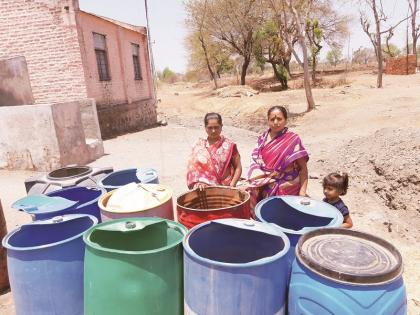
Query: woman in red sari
187 113 242 190
246 106 309 208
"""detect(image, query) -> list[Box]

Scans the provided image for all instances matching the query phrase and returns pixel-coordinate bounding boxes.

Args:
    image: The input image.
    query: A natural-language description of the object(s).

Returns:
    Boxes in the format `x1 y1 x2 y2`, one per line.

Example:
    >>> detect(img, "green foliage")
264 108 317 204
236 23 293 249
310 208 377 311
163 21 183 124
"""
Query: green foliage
382 44 401 58
160 67 178 83
326 47 342 66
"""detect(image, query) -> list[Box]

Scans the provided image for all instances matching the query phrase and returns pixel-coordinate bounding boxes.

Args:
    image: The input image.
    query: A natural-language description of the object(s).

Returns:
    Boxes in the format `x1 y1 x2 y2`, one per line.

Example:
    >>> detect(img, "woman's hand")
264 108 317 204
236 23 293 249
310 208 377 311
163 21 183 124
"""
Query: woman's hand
299 190 310 197
195 183 207 191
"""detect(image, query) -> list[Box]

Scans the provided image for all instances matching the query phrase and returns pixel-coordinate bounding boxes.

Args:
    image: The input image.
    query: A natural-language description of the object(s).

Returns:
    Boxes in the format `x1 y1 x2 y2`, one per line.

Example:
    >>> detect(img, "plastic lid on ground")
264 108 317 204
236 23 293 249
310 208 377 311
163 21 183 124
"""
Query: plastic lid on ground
296 228 403 285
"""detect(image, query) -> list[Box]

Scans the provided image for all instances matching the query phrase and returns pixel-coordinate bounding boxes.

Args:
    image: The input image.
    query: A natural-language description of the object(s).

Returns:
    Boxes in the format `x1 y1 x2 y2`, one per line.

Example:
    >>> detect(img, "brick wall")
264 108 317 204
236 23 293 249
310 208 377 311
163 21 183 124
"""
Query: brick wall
385 55 417 75
0 0 88 104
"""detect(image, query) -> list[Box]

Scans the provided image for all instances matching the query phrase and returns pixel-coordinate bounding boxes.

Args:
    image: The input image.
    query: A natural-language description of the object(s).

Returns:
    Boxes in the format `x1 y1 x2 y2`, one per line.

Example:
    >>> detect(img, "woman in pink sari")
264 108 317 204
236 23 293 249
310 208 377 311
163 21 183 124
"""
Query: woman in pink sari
247 106 309 209
187 113 242 190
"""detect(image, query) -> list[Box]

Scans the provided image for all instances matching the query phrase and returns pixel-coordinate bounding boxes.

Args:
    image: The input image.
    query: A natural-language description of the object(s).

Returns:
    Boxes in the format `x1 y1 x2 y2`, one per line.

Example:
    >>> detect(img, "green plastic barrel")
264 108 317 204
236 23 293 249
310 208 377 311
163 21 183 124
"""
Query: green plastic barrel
83 217 187 315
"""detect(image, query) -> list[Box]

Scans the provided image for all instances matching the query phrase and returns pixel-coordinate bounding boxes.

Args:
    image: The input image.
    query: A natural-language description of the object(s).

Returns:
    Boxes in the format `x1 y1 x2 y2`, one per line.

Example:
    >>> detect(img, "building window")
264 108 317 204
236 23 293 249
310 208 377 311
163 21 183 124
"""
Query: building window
93 33 110 81
132 43 142 80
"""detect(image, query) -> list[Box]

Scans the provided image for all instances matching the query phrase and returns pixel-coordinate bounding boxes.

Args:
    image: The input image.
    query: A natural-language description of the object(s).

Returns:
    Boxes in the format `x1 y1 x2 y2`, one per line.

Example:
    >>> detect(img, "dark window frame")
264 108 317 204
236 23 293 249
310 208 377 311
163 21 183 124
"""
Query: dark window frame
131 43 142 80
93 32 111 81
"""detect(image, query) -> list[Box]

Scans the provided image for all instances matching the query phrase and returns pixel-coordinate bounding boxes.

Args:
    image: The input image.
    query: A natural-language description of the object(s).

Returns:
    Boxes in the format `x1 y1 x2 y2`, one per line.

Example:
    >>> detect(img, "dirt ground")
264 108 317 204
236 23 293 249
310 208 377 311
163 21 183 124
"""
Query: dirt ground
1 70 419 314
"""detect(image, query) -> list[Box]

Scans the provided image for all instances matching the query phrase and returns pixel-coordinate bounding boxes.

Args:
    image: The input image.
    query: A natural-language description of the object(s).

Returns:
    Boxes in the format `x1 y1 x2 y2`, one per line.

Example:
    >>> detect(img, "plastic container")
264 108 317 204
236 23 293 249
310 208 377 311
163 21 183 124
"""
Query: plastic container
83 217 187 315
255 196 343 249
47 186 105 222
184 218 290 315
2 214 97 315
98 168 158 192
25 165 113 195
99 183 173 221
177 186 251 229
289 228 407 315
12 187 104 222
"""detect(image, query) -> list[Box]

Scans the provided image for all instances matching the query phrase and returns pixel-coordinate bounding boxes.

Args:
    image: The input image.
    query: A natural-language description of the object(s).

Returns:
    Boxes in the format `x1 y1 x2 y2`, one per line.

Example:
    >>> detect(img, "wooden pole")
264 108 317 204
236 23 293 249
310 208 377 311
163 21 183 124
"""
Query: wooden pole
0 199 9 292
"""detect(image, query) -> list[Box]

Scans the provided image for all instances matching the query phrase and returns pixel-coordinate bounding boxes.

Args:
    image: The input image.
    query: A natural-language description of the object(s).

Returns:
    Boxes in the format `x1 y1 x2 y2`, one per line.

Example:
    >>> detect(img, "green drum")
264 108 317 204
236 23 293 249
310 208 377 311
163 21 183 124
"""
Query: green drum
83 218 187 315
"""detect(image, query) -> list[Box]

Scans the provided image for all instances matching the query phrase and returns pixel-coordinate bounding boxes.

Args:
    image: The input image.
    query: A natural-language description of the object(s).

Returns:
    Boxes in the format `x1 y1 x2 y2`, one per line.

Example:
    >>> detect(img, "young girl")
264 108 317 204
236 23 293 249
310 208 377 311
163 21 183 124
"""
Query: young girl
322 172 353 228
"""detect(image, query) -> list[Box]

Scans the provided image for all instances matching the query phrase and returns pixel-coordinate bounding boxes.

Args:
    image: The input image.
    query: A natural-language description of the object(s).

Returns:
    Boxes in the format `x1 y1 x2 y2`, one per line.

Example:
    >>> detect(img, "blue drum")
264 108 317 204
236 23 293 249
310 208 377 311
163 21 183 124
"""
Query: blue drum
98 168 159 192
184 218 290 315
289 228 407 315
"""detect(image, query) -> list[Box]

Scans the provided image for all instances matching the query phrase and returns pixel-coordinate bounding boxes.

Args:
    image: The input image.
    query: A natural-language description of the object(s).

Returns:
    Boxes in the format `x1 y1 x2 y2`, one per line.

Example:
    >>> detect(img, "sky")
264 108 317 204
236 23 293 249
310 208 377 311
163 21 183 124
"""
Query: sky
79 0 414 73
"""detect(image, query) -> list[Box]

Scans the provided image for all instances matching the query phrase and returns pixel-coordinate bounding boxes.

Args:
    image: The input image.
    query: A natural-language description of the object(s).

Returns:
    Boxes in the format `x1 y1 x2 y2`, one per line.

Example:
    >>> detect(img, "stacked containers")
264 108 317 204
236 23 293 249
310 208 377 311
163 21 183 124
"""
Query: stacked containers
184 218 290 315
2 214 97 315
97 168 159 192
25 165 113 195
177 186 251 229
83 217 187 315
289 228 407 314
12 187 105 222
99 184 174 221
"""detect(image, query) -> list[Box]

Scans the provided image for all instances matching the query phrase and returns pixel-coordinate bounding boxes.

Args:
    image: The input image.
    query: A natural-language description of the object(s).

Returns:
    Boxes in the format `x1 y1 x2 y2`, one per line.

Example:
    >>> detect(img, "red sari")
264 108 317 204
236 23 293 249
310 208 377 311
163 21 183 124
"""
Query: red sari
187 136 238 189
246 128 309 208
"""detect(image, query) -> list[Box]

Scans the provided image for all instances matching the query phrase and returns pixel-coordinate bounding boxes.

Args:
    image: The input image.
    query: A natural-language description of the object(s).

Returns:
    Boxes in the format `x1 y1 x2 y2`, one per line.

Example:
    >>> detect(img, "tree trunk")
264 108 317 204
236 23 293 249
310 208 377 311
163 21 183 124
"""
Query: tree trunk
240 57 250 85
412 2 418 69
311 54 317 83
301 38 316 111
0 200 9 292
199 36 219 89
271 62 288 90
372 0 383 88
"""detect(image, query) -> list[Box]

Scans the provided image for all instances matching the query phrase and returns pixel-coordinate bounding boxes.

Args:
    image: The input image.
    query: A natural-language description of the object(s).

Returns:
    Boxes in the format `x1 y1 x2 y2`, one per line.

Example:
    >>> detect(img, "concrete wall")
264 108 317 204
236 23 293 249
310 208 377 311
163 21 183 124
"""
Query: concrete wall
76 11 157 138
0 0 88 104
0 101 103 171
0 56 34 106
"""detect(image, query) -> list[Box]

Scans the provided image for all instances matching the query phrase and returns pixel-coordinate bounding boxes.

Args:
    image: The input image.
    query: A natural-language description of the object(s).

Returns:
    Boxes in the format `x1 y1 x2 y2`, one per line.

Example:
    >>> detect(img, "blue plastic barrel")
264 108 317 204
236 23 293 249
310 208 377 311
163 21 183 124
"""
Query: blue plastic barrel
184 218 290 315
2 214 97 315
289 228 407 315
98 168 159 192
12 187 104 222
47 186 105 222
255 196 343 253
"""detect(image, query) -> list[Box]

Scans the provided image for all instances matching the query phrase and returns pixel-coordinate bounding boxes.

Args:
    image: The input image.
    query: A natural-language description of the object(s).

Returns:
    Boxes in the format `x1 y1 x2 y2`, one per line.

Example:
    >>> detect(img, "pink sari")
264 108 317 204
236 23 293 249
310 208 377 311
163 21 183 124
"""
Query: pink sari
187 136 238 189
246 128 308 208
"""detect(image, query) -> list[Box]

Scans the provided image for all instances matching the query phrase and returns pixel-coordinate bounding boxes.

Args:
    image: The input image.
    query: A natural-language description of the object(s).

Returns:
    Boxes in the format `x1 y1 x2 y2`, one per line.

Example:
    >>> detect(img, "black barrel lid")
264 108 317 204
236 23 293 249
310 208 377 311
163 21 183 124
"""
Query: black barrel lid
296 228 403 285
48 166 92 180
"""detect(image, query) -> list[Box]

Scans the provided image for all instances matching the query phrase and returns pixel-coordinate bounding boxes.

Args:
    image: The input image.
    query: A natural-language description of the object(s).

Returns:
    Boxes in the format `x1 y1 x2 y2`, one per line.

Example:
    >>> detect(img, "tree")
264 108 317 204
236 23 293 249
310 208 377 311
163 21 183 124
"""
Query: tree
352 47 376 64
196 0 264 85
408 0 420 68
254 20 291 89
306 18 323 81
360 0 410 88
326 47 342 66
160 67 177 83
284 0 316 111
381 43 401 58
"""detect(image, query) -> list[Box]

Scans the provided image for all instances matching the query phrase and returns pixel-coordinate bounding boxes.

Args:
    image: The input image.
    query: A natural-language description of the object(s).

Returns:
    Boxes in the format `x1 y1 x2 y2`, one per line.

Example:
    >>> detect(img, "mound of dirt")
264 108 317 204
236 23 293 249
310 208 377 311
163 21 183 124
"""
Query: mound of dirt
212 85 259 98
333 128 420 218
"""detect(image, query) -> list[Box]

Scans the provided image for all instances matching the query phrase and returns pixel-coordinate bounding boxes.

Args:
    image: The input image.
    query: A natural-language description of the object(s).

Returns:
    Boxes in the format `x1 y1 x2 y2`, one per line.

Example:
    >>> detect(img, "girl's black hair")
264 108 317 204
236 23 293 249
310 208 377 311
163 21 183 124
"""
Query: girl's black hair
323 172 349 196
204 112 222 126
267 105 288 119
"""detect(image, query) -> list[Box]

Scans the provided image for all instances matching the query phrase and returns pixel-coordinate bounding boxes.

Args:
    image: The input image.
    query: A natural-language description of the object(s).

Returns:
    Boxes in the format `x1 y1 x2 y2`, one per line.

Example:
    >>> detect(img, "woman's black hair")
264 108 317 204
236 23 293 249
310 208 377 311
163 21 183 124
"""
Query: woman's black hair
323 172 349 196
204 112 222 126
267 106 288 119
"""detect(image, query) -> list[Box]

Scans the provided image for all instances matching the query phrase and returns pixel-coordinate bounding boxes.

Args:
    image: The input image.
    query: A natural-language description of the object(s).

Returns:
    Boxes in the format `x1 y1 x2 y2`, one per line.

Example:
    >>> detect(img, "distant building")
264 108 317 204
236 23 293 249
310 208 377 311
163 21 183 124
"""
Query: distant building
0 0 156 139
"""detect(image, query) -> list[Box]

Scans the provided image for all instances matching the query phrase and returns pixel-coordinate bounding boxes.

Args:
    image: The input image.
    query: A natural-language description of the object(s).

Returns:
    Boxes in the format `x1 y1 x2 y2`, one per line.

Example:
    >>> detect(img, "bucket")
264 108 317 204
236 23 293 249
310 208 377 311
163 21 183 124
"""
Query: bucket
98 168 158 192
289 228 407 314
13 187 104 221
24 165 113 195
99 183 173 221
83 217 187 315
177 186 251 229
184 218 290 315
2 214 97 315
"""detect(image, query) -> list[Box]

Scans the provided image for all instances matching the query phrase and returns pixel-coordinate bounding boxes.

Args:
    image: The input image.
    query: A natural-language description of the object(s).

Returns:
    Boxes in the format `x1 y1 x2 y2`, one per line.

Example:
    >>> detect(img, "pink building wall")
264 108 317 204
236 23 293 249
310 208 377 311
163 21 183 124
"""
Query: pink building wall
76 11 153 107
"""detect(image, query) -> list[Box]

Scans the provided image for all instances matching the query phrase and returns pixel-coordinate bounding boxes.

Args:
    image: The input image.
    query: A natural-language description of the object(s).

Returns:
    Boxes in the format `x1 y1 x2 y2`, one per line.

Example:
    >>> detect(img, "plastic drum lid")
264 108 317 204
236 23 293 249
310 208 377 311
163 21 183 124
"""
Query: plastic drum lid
296 228 403 285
